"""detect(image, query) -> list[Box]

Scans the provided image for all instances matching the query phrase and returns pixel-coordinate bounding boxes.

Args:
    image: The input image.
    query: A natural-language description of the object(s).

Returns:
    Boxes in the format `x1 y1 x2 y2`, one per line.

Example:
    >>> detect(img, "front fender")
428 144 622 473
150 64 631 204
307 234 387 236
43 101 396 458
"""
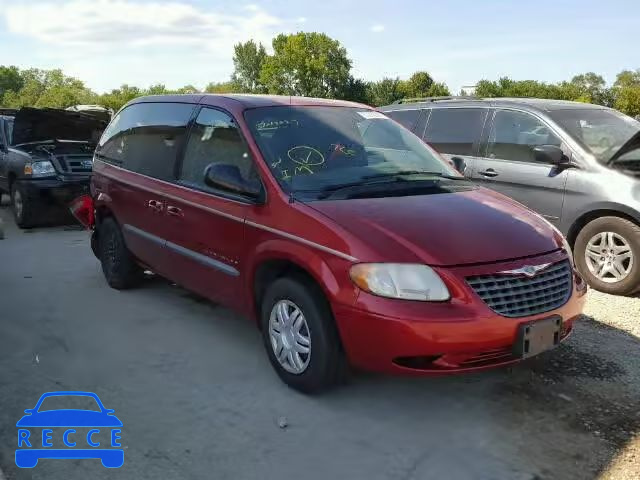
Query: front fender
246 237 359 319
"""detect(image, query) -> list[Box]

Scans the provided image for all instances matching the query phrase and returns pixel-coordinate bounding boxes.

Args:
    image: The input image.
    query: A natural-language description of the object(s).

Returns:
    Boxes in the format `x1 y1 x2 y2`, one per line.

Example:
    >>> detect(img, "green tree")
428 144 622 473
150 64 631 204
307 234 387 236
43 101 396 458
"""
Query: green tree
569 72 609 104
260 32 352 98
232 40 267 93
368 77 404 106
97 84 143 111
615 69 640 88
2 69 96 108
0 65 24 102
204 81 240 93
402 71 434 98
338 77 371 104
175 84 199 94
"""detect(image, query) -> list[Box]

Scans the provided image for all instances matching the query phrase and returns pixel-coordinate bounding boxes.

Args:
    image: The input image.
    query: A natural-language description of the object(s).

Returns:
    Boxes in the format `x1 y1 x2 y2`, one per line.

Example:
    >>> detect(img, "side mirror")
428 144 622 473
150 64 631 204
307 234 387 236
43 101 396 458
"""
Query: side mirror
533 145 568 165
450 156 467 174
204 163 263 201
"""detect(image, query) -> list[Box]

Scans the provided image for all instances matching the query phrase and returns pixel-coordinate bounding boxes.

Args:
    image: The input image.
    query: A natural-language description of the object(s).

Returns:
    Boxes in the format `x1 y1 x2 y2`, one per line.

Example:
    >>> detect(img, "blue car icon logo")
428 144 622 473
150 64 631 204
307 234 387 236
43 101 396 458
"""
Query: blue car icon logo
16 391 123 468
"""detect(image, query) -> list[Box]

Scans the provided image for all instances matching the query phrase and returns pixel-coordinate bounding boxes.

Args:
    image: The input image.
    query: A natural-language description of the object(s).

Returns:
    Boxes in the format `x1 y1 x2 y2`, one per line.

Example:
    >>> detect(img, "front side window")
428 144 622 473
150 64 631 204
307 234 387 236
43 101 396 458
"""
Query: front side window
97 102 195 181
179 108 258 192
423 108 485 156
244 106 463 200
487 110 561 163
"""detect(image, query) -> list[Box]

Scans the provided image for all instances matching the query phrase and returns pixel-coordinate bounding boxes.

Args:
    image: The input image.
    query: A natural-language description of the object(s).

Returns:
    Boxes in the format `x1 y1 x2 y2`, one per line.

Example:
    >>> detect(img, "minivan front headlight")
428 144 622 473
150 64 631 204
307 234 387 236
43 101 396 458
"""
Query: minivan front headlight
349 263 450 301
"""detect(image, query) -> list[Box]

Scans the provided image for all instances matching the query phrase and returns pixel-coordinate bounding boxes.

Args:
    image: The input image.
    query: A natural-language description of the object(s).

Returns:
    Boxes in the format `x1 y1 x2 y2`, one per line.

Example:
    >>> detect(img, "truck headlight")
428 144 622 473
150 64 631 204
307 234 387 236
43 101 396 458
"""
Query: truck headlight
25 161 56 178
349 263 450 301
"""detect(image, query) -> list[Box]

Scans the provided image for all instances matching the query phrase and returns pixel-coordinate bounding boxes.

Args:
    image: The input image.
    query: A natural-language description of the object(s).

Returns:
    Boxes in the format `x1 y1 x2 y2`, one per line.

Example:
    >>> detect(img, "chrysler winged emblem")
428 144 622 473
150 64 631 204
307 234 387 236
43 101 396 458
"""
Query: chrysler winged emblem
499 263 551 277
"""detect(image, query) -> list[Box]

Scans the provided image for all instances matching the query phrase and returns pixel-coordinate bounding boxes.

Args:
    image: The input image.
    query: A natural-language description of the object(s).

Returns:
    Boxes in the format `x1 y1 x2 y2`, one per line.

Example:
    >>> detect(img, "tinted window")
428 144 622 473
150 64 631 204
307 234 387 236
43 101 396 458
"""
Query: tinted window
385 109 421 131
488 110 561 163
423 108 485 156
97 102 194 181
180 108 258 193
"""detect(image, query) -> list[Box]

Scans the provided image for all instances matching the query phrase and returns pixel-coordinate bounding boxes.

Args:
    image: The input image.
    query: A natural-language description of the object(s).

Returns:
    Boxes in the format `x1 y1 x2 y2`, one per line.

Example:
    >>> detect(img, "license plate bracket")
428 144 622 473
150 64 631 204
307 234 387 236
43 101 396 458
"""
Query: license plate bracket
513 315 562 359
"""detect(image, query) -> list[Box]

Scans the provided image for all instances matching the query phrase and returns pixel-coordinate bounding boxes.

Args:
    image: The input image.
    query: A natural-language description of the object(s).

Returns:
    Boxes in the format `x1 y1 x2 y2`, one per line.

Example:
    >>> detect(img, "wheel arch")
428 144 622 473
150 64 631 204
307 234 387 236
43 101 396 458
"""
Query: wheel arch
566 206 640 248
249 240 357 327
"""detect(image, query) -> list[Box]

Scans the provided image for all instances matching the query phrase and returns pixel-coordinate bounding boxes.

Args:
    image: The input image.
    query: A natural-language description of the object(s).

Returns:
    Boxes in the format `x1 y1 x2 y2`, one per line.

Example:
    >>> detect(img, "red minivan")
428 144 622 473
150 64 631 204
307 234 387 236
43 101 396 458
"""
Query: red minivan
78 94 587 392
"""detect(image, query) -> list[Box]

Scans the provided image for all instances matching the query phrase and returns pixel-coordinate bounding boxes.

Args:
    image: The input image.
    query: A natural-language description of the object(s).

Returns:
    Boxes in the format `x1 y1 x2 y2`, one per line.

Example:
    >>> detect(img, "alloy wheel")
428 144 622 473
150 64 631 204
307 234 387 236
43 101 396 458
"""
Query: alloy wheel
269 300 311 374
584 231 633 283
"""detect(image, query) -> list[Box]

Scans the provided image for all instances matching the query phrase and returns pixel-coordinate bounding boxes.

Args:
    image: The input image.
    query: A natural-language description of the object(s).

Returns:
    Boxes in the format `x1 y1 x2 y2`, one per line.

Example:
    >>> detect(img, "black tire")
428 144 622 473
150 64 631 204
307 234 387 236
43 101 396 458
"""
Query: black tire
260 276 347 393
574 216 640 295
11 182 36 228
99 217 142 289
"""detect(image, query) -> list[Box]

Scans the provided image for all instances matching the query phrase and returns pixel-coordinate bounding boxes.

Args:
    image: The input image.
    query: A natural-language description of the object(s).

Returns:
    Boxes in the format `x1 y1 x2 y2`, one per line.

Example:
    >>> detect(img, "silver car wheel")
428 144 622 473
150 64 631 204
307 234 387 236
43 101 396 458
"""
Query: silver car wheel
269 300 311 374
584 231 633 283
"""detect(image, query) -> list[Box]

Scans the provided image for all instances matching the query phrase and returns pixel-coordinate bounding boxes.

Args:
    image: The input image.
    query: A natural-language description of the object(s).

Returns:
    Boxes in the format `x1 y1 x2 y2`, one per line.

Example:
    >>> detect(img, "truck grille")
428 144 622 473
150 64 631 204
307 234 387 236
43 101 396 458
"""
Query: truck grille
466 260 572 318
56 155 93 174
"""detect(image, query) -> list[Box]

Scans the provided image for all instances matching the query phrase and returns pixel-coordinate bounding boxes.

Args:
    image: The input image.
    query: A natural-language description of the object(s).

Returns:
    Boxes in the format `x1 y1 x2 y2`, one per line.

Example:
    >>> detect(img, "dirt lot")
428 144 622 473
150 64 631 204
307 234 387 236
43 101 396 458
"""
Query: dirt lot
0 199 638 479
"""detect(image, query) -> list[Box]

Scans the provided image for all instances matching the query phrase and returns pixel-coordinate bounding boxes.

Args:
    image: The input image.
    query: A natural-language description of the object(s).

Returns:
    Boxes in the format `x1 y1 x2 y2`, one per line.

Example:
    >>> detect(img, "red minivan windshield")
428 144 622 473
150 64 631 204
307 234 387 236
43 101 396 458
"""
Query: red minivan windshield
244 106 463 198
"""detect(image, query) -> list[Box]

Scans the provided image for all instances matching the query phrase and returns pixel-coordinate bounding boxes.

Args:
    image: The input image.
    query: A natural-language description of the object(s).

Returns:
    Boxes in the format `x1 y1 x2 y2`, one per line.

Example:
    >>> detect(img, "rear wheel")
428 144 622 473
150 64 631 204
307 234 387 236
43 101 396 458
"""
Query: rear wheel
574 216 640 295
99 217 143 289
11 182 36 228
260 276 347 393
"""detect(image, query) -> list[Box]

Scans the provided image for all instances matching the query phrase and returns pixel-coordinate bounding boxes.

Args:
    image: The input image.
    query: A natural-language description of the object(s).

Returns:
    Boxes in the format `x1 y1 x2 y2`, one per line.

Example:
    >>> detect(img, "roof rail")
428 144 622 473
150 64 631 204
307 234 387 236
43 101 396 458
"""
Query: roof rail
392 96 479 105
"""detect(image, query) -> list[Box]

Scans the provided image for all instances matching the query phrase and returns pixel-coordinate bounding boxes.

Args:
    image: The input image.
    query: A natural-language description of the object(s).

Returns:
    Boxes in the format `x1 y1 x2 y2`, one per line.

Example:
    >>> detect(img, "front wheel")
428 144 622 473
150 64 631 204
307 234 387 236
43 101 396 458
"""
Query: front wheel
574 216 640 295
260 277 347 393
11 183 36 228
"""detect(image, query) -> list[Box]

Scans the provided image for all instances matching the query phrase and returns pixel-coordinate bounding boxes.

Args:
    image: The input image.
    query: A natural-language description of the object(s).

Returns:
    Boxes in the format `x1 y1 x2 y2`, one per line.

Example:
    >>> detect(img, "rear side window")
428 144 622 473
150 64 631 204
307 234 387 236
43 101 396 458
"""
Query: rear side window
423 108 485 156
179 107 258 192
385 109 421 131
97 102 195 181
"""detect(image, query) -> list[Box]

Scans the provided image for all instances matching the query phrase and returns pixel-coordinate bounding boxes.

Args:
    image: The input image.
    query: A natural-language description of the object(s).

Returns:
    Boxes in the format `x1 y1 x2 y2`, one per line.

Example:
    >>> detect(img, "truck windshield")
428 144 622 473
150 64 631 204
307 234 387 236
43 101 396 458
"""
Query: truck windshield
244 106 459 195
549 108 640 161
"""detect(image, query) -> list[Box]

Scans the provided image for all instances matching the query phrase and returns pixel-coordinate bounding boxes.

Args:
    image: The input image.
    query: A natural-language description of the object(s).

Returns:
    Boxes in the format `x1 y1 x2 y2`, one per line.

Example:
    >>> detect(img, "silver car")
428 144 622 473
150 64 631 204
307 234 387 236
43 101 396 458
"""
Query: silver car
381 98 640 295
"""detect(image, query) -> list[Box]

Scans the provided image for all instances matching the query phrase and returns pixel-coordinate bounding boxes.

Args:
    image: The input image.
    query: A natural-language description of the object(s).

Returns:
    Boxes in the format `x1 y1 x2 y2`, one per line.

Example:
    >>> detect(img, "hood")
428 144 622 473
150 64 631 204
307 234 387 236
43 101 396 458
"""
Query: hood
608 130 640 164
11 107 108 146
306 188 560 266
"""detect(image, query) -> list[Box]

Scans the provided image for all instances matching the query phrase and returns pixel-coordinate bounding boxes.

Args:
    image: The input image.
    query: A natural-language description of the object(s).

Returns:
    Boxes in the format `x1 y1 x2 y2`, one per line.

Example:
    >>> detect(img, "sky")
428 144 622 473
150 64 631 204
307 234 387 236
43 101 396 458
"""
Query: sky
0 0 638 94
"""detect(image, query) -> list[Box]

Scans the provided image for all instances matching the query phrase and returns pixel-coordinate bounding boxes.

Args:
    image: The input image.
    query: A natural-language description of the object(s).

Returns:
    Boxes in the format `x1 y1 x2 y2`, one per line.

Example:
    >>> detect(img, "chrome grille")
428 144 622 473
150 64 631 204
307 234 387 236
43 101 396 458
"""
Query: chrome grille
466 260 572 318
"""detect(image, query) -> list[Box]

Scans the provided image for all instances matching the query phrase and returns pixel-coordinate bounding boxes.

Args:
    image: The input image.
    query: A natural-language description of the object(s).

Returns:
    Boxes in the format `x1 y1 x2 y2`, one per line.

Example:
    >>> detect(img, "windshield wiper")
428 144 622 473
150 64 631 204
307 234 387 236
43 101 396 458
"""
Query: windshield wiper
362 170 465 181
314 172 462 200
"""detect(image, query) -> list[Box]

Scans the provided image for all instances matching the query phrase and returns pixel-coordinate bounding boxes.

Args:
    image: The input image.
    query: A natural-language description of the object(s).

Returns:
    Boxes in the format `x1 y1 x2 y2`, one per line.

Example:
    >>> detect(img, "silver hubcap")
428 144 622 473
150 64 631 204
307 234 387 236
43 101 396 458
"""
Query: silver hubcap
585 231 633 283
269 300 311 374
13 190 23 218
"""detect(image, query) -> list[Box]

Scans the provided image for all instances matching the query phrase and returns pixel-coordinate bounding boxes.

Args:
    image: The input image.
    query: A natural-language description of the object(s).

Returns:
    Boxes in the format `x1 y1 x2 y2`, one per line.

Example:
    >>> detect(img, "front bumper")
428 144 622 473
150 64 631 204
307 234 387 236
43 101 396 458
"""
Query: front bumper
19 176 90 216
333 250 588 375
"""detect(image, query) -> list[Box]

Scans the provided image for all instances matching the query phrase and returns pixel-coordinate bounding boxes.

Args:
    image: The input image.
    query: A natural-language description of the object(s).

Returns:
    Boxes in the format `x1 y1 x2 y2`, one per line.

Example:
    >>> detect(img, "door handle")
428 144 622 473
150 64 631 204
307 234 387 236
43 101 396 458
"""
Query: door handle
478 168 499 178
166 205 183 217
147 199 164 212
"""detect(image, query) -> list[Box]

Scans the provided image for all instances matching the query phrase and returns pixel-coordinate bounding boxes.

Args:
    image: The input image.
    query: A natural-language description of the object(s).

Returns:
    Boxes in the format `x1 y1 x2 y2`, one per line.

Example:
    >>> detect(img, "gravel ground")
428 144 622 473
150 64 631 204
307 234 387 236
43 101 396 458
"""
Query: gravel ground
580 291 640 479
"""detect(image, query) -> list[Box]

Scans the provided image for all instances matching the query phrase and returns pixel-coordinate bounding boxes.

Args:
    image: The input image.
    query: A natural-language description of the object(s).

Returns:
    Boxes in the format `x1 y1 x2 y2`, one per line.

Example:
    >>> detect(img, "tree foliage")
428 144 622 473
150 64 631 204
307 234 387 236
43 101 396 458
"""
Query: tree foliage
232 40 267 93
260 32 352 97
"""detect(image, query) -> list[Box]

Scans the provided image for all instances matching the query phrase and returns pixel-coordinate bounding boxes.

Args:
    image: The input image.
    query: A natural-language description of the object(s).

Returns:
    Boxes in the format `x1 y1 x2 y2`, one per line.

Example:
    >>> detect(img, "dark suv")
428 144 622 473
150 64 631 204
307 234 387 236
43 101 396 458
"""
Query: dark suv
381 97 640 295
0 108 108 228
